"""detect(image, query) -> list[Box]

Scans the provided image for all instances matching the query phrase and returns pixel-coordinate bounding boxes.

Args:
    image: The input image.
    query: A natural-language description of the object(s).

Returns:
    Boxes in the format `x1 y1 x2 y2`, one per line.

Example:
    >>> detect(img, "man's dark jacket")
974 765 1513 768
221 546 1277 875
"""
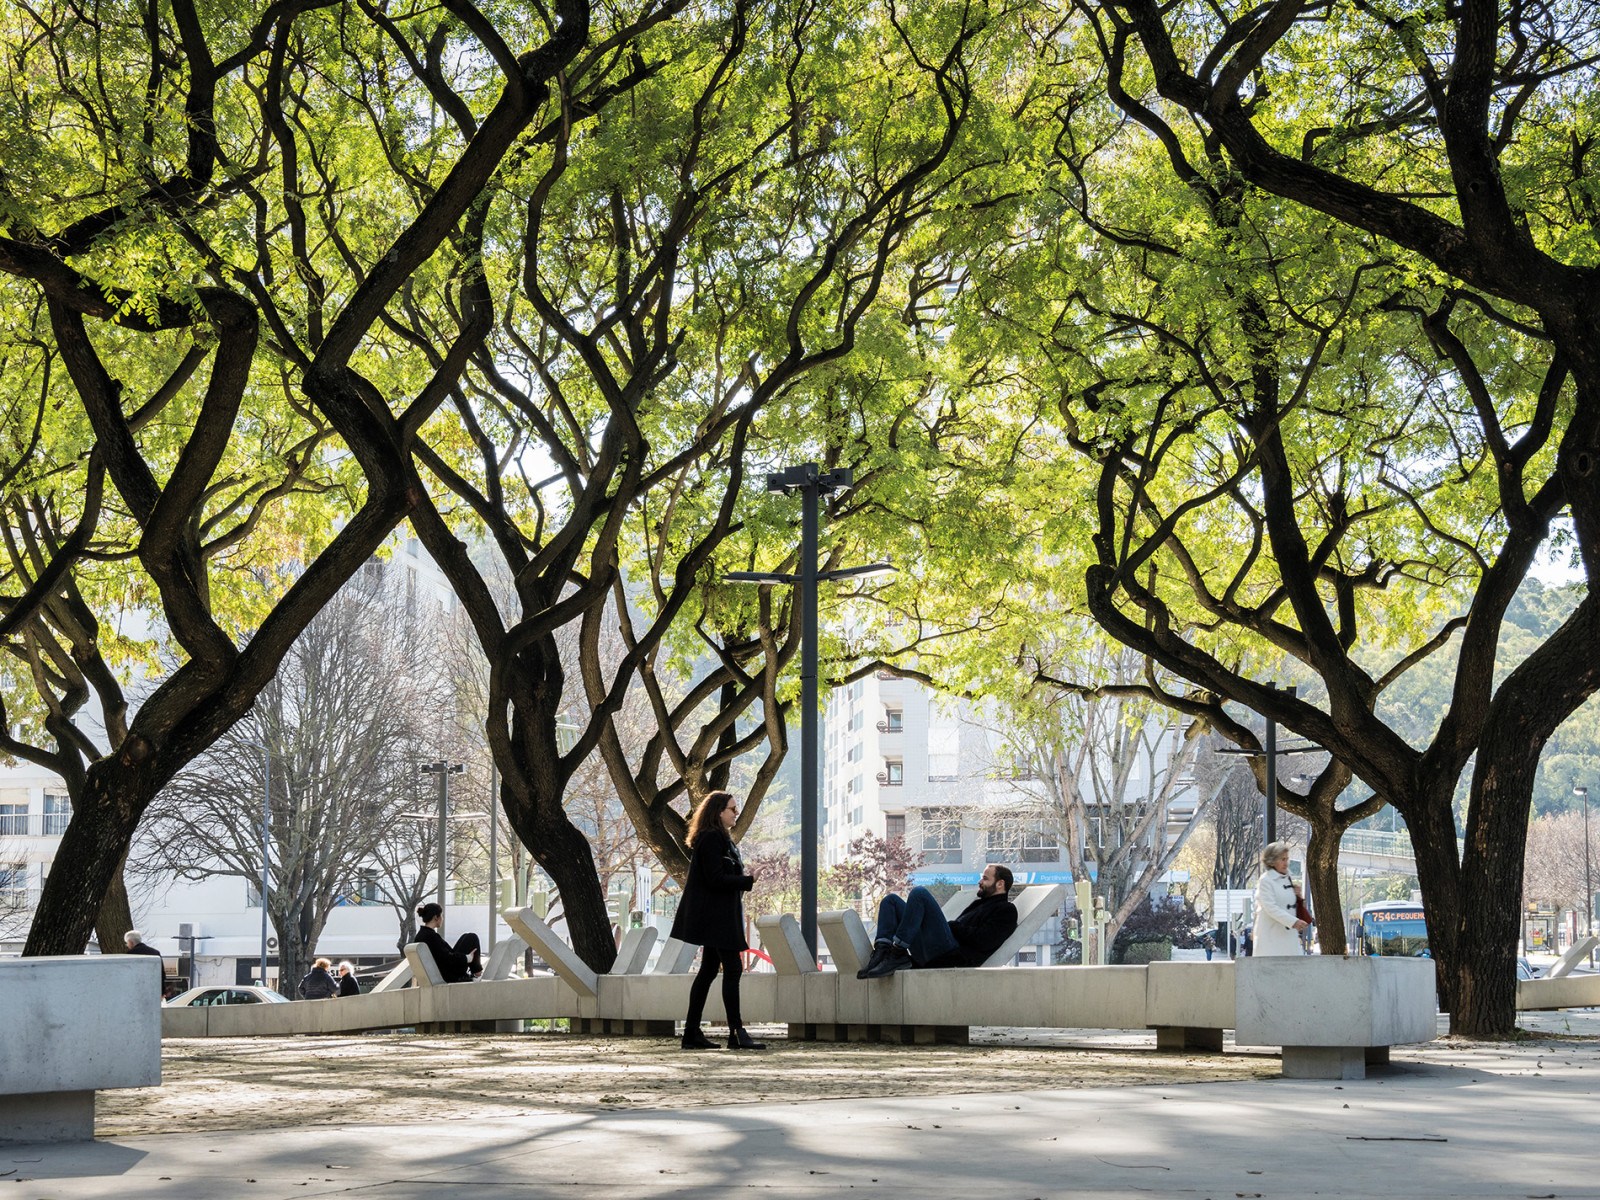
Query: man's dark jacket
924 890 1018 968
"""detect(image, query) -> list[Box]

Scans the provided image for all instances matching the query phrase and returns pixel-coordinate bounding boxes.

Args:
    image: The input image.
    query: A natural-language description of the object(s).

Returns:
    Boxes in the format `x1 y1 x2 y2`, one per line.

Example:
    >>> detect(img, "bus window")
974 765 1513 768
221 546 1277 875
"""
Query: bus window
1359 906 1428 957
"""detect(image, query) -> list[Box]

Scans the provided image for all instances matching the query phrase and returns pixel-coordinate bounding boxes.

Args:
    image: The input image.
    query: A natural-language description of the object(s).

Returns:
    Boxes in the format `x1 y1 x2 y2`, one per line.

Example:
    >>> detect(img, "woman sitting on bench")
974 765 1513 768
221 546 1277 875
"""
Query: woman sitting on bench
414 902 483 982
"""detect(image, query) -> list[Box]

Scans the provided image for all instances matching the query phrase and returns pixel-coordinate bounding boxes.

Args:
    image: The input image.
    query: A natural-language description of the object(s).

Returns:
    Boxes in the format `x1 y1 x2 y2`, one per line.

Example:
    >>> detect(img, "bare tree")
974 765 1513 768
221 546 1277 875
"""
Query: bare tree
1524 812 1600 916
980 644 1213 945
132 574 451 990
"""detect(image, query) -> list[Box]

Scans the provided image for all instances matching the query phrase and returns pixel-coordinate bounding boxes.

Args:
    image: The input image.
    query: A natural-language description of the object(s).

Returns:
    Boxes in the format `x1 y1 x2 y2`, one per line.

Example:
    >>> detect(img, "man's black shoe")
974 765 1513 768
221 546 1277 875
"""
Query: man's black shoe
681 1028 719 1050
728 1025 767 1050
862 945 912 978
856 943 891 979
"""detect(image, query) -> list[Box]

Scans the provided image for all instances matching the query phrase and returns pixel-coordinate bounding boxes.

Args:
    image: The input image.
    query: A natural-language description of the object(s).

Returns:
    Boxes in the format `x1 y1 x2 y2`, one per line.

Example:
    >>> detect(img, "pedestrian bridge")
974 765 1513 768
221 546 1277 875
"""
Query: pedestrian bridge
1337 829 1446 875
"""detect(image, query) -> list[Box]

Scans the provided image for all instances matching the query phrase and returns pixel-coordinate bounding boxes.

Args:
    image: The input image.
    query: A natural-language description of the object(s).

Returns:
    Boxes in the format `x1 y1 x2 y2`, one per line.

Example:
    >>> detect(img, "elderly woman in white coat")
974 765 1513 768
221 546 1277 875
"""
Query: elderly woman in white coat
1252 841 1309 956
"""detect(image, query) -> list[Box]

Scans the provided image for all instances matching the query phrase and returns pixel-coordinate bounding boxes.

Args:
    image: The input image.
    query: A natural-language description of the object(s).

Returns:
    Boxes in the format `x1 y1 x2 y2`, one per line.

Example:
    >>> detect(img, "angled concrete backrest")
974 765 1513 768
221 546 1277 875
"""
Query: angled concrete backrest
503 906 599 999
371 958 413 993
818 909 874 977
403 942 445 988
649 937 699 974
481 935 526 982
1547 935 1598 979
980 884 1067 967
940 888 978 920
613 926 660 975
755 913 818 975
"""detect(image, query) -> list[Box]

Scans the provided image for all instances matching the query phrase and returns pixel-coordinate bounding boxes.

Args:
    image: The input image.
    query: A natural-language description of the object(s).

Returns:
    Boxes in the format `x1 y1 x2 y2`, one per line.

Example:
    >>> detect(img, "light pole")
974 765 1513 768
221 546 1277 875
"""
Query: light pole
1216 685 1320 844
417 761 466 910
1576 784 1592 966
724 463 894 960
241 740 273 988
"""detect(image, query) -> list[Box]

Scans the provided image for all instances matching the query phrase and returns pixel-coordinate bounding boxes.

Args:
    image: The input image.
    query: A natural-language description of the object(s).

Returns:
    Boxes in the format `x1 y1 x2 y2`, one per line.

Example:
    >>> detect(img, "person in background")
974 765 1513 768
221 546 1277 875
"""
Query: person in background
1202 932 1217 961
670 789 763 1051
858 864 1018 978
1252 840 1309 956
125 930 166 993
336 960 362 997
124 929 163 958
415 902 483 982
299 957 339 999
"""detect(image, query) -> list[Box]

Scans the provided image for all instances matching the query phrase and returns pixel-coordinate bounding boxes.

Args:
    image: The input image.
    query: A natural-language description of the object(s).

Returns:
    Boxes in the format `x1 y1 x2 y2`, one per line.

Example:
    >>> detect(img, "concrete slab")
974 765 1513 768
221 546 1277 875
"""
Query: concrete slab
9 1038 1600 1198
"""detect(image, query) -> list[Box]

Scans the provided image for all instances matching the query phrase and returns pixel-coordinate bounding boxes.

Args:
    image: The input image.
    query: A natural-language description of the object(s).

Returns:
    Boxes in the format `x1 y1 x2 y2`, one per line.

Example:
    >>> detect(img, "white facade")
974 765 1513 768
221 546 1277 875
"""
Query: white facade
821 673 1073 889
820 673 1200 899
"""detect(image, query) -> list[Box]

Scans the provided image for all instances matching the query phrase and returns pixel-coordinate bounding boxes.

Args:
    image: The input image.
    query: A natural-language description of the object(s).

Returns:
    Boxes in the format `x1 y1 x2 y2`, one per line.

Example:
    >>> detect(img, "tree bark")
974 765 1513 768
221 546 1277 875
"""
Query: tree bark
93 852 135 955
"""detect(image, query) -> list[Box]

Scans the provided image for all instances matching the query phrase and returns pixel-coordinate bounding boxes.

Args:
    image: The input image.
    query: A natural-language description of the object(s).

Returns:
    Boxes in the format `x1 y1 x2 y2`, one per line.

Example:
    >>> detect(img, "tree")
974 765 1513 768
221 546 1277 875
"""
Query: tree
131 573 450 989
397 0 1010 969
826 831 922 917
1 0 647 957
1062 0 1600 1036
1524 811 1600 916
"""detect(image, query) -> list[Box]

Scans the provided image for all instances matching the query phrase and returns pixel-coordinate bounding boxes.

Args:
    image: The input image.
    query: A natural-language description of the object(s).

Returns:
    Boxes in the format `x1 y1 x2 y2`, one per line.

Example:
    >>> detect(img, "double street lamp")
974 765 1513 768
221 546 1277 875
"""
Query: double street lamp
404 761 477 912
724 463 894 961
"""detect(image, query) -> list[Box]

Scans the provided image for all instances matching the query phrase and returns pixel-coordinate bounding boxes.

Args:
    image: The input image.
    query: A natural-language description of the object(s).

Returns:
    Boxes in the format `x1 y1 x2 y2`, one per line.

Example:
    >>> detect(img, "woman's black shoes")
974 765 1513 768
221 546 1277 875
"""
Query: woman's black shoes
728 1026 766 1050
681 1028 719 1050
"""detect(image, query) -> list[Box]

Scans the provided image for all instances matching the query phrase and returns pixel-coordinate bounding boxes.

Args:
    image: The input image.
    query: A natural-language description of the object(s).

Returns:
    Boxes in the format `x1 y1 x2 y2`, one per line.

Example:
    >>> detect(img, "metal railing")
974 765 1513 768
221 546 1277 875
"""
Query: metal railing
0 813 71 838
1341 829 1414 858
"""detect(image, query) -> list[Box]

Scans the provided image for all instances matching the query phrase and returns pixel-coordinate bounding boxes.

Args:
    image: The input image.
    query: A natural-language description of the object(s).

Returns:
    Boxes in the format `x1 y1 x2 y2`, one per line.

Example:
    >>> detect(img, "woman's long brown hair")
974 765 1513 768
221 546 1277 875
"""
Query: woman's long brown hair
686 790 735 847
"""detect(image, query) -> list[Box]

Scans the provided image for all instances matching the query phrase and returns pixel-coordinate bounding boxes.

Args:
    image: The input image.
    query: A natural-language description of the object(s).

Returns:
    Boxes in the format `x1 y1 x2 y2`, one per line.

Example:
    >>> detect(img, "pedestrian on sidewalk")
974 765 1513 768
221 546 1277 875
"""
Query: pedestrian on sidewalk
671 789 763 1051
1252 841 1309 956
336 960 362 996
415 902 483 981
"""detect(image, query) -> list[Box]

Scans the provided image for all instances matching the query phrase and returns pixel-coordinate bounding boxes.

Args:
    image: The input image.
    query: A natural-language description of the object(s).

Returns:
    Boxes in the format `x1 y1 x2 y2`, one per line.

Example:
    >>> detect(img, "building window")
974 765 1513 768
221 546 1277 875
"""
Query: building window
0 862 26 900
0 804 26 836
851 806 863 826
880 760 903 786
988 820 1060 863
42 793 71 836
885 709 903 732
920 807 962 864
885 813 906 840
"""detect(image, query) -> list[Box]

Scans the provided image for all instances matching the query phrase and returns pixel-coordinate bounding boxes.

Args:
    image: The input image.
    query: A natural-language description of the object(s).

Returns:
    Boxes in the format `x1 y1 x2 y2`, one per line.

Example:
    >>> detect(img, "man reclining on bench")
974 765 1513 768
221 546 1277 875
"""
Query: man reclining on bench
859 864 1017 978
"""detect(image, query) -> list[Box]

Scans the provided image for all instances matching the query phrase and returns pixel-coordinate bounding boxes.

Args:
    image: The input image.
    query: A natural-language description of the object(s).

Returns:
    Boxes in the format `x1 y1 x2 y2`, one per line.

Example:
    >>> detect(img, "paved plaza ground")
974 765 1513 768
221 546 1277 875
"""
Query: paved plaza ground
9 1012 1600 1198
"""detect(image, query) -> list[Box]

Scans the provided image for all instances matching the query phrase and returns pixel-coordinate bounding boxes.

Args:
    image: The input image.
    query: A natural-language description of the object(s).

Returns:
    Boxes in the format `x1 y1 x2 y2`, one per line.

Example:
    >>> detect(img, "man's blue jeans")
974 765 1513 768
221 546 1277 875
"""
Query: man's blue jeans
873 886 959 966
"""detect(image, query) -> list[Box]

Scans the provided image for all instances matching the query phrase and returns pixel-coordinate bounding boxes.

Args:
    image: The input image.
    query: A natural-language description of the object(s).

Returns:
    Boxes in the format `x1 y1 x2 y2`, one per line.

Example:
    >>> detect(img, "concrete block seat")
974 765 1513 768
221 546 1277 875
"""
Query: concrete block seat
2 956 162 1144
1235 955 1437 1080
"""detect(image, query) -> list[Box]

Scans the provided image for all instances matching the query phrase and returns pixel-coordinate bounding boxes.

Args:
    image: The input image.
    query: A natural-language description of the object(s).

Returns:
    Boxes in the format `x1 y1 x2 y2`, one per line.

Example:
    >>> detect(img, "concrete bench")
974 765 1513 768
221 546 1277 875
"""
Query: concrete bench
1235 956 1436 1079
2 956 162 1144
501 907 670 1035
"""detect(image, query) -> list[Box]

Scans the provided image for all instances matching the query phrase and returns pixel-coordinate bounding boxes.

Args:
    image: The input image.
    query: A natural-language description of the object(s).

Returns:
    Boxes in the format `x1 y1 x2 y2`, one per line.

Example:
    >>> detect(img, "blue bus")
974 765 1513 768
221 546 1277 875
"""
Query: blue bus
1355 901 1429 957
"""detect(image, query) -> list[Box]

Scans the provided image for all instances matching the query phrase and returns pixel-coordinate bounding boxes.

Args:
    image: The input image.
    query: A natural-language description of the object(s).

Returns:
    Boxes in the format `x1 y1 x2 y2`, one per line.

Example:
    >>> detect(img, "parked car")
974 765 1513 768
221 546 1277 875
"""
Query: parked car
1518 958 1544 982
164 984 290 1007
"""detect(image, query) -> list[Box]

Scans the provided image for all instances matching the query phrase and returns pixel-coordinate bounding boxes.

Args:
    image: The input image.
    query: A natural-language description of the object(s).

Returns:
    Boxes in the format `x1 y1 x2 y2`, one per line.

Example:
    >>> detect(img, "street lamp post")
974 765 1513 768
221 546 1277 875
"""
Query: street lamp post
418 761 466 910
724 463 894 960
1216 685 1320 845
1576 784 1592 966
259 747 270 987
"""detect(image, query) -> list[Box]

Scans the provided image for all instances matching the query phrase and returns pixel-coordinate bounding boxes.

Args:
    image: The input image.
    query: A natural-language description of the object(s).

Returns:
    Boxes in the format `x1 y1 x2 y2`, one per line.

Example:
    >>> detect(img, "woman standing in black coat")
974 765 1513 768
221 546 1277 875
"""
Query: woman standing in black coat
670 790 764 1051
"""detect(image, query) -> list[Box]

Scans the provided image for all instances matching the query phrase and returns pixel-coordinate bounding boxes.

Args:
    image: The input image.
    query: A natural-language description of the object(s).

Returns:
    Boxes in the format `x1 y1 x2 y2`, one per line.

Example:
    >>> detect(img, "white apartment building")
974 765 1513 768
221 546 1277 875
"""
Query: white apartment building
821 672 1075 890
821 672 1200 901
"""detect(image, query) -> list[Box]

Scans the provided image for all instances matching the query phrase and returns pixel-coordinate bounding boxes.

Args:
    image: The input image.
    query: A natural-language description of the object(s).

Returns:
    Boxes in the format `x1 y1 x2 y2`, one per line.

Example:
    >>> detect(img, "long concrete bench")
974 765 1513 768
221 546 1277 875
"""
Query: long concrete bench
3 956 162 1144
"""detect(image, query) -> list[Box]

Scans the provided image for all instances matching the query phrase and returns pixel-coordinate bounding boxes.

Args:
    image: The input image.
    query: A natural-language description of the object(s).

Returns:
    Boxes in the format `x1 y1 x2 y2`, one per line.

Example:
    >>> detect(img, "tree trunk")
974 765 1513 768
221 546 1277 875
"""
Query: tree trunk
24 774 147 956
94 849 135 954
1303 823 1346 955
520 805 616 972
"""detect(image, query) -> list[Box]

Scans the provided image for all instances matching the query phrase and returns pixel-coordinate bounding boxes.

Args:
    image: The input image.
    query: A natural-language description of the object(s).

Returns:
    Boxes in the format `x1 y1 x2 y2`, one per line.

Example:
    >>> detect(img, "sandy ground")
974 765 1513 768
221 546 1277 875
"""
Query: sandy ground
97 1029 1280 1136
